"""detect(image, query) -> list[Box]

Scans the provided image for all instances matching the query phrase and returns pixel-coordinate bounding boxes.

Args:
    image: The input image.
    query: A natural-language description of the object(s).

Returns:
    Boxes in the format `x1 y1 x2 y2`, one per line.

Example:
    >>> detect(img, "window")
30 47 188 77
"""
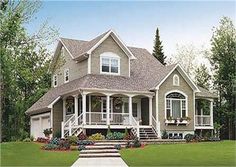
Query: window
64 69 69 83
53 75 57 87
166 92 187 119
173 74 179 86
100 52 120 75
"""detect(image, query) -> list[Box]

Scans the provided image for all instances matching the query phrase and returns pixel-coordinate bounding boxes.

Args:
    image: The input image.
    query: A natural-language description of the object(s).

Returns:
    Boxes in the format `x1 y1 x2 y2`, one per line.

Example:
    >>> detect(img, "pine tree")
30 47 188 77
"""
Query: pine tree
152 28 166 65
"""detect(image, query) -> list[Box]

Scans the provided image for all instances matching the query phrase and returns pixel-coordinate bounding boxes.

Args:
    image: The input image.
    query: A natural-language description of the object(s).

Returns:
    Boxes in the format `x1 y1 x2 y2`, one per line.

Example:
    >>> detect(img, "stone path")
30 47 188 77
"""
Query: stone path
71 141 128 167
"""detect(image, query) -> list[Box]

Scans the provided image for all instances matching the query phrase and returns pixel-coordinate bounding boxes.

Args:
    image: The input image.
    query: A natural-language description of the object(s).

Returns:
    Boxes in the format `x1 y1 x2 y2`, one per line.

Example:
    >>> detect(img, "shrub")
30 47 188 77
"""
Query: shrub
124 132 135 140
106 133 114 140
58 139 70 150
54 130 61 138
30 135 34 141
114 144 121 150
43 128 52 137
113 132 124 140
161 129 168 139
78 132 87 140
133 138 141 148
126 141 132 148
68 136 78 146
78 145 86 151
49 137 60 145
23 138 31 142
77 140 94 145
88 133 105 140
37 137 50 143
184 134 201 142
124 127 129 138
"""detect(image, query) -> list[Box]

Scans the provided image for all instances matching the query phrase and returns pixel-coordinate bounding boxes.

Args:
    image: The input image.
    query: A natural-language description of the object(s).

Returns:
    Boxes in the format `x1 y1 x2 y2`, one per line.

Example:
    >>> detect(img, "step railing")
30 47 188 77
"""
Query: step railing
151 116 159 137
131 116 140 139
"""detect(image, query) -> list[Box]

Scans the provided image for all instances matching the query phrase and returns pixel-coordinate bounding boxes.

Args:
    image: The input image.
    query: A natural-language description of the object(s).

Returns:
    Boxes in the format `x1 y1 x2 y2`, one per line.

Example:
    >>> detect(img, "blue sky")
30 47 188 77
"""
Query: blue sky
26 1 236 57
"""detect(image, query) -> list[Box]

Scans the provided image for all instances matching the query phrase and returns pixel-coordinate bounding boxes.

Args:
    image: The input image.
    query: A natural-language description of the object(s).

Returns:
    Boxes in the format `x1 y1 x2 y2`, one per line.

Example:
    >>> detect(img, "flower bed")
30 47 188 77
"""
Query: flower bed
41 138 70 151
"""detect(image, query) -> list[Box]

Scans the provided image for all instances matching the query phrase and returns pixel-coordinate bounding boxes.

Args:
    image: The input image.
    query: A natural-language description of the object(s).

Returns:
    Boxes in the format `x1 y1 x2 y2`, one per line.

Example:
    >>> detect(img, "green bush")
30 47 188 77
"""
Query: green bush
107 125 111 135
30 135 34 141
113 132 124 140
54 130 61 138
78 145 86 151
67 136 78 146
133 138 141 148
23 138 31 142
106 133 114 140
161 129 168 139
184 134 201 142
88 133 105 140
77 140 94 145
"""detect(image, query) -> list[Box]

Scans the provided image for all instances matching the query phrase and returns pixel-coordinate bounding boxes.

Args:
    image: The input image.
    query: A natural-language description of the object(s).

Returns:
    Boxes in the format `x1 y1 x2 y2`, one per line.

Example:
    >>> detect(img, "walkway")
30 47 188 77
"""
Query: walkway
71 141 128 167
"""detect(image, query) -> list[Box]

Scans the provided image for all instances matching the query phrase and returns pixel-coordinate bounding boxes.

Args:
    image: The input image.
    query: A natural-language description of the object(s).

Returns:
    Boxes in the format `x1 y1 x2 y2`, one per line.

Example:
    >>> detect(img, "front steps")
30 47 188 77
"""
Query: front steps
79 141 126 158
139 127 158 140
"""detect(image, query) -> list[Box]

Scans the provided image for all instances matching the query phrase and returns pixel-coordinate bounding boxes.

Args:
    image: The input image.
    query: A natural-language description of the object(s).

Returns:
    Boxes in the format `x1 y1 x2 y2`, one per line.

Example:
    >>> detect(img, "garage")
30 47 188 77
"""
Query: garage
30 113 51 138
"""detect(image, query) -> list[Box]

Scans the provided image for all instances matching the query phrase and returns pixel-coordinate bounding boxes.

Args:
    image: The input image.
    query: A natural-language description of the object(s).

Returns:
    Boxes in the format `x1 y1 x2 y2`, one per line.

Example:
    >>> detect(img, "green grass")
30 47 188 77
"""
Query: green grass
1 142 79 166
120 141 236 166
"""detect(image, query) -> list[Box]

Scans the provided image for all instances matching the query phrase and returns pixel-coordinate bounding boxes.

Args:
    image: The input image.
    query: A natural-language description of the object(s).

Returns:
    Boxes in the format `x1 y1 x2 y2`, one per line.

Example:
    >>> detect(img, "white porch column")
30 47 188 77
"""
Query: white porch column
89 95 92 125
74 95 78 125
82 93 87 125
62 98 66 122
129 96 133 125
106 95 110 125
61 122 64 138
210 100 214 126
149 97 153 125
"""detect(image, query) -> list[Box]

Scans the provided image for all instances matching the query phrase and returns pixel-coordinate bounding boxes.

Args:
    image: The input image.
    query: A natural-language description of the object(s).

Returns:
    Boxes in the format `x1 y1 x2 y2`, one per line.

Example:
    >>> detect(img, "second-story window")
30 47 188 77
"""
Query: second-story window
64 69 69 83
100 52 120 75
53 74 58 87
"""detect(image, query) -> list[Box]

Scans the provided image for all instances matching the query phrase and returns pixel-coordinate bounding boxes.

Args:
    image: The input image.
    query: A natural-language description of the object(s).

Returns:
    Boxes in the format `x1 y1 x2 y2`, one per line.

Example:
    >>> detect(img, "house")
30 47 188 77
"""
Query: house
25 30 217 139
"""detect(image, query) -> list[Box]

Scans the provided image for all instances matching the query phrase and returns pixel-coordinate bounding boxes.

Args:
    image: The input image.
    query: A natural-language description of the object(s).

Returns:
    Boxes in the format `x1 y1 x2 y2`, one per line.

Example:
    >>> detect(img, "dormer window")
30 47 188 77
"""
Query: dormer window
100 52 120 75
173 74 179 86
53 74 58 87
64 69 69 83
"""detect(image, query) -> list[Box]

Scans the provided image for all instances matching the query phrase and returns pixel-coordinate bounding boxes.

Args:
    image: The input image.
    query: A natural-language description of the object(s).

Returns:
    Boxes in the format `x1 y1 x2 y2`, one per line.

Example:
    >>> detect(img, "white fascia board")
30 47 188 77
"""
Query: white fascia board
59 39 74 59
47 96 61 108
86 30 136 60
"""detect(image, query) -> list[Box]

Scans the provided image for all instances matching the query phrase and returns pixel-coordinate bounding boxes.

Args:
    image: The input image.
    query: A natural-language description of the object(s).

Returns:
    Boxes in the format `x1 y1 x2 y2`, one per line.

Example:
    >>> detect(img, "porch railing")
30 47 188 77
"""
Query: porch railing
151 116 159 137
195 115 211 126
110 113 129 125
131 116 140 138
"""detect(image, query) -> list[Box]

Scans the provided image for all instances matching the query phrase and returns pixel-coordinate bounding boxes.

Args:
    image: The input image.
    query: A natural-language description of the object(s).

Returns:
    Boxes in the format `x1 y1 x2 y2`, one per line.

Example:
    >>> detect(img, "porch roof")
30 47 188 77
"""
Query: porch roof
196 86 218 99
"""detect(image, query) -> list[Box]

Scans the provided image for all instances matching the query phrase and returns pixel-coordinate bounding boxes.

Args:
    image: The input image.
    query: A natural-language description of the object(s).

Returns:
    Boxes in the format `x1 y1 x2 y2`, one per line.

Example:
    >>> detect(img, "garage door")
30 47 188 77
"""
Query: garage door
31 118 40 138
31 115 51 138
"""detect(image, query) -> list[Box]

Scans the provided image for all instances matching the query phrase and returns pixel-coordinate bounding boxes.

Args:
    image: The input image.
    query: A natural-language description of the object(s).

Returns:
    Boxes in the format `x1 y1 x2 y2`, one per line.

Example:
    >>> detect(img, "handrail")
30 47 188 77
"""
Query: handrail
71 113 83 126
64 114 75 127
151 116 158 137
131 116 140 138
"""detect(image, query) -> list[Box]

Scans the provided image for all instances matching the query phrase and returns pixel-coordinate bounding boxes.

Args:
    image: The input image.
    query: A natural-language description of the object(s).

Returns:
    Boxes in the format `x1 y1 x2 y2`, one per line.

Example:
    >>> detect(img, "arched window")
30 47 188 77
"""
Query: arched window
173 74 179 86
166 92 187 119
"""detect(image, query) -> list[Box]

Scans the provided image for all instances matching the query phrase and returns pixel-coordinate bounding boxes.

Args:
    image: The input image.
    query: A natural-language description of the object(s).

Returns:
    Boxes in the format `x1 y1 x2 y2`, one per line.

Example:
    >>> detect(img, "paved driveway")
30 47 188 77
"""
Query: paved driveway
71 157 128 167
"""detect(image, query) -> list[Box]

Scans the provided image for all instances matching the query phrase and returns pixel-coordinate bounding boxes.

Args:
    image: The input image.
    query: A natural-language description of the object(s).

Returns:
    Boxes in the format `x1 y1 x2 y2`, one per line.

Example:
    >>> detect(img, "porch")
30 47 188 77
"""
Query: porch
60 90 159 138
195 98 214 129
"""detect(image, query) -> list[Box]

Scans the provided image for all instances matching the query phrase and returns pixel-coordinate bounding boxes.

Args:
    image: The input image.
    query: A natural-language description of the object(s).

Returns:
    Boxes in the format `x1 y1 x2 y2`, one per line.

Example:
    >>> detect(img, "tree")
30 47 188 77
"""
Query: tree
209 17 236 140
194 64 211 89
152 27 166 65
0 1 58 141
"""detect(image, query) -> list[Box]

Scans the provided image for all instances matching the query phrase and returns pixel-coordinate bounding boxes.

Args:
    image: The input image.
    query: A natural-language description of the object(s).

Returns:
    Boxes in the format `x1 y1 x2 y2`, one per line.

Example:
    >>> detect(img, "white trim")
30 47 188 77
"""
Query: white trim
173 74 180 86
100 52 120 75
101 97 113 121
59 39 74 59
47 96 61 108
193 91 196 130
88 54 91 74
64 68 69 83
53 74 58 87
164 90 188 119
86 30 136 60
154 64 200 92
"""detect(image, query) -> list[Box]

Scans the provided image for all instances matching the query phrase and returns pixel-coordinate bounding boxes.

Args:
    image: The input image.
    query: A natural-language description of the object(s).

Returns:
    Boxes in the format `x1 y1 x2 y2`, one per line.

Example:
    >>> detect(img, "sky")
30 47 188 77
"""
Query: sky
26 0 236 58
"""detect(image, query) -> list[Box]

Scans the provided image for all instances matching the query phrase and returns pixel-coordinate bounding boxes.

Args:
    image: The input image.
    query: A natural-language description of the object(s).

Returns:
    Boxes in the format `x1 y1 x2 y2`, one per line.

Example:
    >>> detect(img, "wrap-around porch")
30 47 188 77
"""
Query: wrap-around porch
61 90 157 138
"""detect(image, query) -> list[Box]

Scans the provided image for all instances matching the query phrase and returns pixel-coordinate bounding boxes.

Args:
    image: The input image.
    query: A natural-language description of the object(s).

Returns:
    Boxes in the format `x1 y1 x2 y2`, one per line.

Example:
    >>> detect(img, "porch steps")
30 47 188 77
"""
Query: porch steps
79 141 123 158
139 128 158 140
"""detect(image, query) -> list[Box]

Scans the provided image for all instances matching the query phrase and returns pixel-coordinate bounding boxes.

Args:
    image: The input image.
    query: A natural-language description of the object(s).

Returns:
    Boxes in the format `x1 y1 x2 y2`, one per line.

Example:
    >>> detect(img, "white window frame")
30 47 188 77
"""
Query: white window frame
164 91 188 119
100 52 120 75
64 68 69 83
173 74 180 86
53 74 58 87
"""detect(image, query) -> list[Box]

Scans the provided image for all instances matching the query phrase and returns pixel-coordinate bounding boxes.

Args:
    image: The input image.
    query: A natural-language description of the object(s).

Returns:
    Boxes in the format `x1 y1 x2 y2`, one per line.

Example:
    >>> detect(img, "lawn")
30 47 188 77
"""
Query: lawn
120 140 236 166
1 142 79 166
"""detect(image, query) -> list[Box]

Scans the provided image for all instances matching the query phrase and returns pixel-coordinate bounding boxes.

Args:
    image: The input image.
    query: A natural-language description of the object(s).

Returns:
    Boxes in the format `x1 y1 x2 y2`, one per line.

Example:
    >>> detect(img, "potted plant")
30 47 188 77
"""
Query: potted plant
43 128 52 138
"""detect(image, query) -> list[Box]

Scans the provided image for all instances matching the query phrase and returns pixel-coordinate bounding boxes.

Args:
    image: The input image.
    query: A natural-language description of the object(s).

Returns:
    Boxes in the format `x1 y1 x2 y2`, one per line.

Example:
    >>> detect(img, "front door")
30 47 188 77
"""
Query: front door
101 98 113 121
